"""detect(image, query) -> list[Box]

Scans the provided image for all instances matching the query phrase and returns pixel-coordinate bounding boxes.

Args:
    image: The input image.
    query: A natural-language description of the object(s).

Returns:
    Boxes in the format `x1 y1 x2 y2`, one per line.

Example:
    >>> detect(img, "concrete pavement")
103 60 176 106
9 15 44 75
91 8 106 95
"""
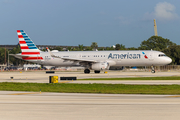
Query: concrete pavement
0 91 180 120
0 71 180 85
0 71 180 84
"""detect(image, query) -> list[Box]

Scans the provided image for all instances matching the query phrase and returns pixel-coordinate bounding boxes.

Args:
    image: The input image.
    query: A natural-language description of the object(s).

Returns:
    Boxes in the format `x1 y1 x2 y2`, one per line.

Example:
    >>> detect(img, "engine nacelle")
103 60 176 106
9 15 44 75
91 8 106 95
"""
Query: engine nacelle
91 62 109 70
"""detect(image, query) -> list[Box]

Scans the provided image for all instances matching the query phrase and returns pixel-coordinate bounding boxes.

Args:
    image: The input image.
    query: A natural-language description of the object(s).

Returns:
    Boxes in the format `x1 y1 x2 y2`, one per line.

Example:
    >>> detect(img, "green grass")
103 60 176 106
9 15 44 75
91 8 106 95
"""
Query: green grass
79 76 180 80
1 82 180 94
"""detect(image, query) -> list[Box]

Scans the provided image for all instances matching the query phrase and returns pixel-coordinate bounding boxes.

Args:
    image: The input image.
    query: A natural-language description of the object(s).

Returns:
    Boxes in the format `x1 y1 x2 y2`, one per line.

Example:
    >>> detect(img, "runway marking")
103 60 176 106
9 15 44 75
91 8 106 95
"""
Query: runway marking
167 95 180 98
59 81 70 83
173 75 180 77
8 92 40 95
129 75 141 77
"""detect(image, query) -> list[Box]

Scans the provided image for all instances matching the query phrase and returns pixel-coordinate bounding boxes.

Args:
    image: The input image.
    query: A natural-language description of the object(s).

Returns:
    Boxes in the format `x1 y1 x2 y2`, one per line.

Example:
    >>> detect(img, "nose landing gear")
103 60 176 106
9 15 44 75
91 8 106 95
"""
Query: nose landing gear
151 66 155 73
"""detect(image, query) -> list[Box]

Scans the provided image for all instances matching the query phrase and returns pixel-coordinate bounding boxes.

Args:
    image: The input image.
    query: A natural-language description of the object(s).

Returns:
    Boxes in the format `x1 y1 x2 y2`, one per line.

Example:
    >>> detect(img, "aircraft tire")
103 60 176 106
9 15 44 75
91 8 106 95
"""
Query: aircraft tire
84 69 90 74
94 70 100 73
151 70 155 73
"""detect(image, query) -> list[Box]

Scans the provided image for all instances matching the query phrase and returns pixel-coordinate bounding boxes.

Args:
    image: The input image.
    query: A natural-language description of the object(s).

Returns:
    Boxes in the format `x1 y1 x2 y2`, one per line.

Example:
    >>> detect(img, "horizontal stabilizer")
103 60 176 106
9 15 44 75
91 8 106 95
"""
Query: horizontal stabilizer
9 54 29 59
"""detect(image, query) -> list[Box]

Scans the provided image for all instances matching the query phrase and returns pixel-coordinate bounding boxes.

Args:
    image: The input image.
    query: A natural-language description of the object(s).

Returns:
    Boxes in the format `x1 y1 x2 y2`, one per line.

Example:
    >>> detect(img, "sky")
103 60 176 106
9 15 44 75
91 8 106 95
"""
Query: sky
0 0 180 48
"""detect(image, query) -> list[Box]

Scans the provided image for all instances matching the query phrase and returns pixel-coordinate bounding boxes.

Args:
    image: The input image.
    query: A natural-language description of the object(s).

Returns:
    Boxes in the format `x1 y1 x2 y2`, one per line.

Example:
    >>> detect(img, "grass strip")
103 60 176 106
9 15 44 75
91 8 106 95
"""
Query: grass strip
79 76 180 80
1 82 180 94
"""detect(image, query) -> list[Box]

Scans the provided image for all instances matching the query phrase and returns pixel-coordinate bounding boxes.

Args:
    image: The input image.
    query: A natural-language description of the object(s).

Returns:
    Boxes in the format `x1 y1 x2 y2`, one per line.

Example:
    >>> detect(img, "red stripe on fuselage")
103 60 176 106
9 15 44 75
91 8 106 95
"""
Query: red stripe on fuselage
19 41 26 44
21 46 29 49
21 52 40 55
22 57 43 60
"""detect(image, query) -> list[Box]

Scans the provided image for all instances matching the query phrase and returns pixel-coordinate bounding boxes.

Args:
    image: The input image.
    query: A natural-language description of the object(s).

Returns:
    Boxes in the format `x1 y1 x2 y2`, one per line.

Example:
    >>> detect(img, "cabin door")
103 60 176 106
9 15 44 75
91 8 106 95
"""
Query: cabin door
149 51 154 61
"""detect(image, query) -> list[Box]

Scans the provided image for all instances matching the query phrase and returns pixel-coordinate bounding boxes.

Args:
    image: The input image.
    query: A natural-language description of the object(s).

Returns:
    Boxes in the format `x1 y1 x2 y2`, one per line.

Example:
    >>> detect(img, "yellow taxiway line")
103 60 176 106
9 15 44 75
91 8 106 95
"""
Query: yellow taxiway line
167 95 180 98
9 92 40 95
59 81 70 83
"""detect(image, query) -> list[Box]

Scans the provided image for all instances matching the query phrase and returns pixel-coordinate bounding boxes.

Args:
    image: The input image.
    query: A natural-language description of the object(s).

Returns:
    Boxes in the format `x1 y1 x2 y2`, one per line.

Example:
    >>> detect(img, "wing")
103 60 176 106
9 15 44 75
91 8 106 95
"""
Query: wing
61 57 96 62
9 54 29 59
46 47 97 63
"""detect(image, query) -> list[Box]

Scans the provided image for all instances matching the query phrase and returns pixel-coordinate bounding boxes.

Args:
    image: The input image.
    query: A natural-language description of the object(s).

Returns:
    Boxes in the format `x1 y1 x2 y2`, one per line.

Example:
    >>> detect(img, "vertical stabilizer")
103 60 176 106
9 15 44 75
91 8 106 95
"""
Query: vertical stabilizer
17 30 43 61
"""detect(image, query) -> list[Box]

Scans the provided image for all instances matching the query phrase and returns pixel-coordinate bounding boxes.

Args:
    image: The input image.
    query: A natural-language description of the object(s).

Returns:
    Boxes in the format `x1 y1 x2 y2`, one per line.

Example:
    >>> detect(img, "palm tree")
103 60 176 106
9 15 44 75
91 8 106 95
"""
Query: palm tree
91 42 98 49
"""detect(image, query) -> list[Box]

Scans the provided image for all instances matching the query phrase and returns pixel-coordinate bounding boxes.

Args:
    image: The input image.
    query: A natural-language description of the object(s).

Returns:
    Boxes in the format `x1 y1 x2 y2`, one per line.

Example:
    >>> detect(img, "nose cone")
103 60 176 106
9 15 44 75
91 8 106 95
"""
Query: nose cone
166 57 172 64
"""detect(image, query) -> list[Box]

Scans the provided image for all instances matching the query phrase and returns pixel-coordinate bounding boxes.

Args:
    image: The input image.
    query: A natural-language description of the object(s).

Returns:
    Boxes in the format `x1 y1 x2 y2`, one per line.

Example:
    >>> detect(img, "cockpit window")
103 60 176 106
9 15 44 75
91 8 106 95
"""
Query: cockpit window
158 54 166 57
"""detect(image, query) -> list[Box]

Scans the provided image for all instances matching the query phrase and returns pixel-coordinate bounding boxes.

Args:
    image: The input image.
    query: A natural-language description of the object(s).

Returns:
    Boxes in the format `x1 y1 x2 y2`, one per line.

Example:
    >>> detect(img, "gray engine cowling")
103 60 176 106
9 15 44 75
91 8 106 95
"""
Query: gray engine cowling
91 62 109 70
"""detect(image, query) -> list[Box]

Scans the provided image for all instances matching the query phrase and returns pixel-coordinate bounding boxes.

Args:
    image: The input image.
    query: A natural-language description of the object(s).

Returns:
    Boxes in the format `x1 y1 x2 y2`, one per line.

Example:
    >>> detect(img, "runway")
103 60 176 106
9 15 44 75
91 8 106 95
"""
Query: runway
1 91 180 120
0 71 180 85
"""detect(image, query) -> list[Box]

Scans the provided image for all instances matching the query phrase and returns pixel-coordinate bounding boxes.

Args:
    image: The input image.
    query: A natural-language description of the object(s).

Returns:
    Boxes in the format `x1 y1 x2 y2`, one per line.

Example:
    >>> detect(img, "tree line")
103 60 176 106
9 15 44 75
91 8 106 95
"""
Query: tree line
0 36 180 66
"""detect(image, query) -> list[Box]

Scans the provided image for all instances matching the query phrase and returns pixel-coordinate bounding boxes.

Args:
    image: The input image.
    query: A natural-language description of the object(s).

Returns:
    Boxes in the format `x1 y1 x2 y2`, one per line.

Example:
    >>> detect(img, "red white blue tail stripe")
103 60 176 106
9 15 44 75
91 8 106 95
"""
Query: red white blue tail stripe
17 30 43 61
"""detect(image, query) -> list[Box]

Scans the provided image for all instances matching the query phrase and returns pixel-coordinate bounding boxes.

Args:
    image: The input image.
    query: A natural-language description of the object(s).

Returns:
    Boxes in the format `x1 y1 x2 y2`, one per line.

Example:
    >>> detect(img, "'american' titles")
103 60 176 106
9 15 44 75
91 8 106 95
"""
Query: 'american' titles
108 53 141 59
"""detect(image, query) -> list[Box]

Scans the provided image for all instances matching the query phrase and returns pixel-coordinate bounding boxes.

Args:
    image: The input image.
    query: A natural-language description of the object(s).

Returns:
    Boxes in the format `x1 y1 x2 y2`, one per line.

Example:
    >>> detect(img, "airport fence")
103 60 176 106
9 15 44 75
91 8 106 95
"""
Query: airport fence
145 65 180 71
1 65 180 72
126 65 180 72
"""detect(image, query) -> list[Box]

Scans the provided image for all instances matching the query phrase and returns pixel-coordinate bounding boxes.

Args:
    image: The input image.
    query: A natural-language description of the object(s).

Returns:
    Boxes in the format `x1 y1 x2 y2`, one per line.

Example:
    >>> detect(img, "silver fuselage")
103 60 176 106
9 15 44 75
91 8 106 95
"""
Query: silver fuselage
28 50 172 67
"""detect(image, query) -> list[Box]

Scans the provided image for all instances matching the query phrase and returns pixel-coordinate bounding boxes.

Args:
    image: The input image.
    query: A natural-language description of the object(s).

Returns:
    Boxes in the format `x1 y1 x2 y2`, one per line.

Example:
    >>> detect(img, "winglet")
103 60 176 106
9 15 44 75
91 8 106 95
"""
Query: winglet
46 47 57 58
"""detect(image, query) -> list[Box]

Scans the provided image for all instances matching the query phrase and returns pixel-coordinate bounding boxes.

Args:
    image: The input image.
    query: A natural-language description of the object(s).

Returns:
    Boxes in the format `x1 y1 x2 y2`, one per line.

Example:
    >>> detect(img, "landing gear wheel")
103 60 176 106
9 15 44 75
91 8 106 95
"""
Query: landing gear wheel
94 70 100 73
151 66 155 73
151 70 155 73
84 69 90 74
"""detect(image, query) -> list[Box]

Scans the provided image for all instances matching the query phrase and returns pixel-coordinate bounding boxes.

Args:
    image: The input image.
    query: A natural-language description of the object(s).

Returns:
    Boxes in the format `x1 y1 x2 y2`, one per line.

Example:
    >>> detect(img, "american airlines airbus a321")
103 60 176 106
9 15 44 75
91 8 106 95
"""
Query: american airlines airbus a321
10 30 172 74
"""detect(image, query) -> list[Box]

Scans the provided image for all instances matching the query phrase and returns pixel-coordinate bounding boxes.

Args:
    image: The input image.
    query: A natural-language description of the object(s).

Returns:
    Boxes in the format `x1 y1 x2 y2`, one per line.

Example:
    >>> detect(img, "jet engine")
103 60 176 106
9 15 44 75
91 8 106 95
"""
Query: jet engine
91 62 109 70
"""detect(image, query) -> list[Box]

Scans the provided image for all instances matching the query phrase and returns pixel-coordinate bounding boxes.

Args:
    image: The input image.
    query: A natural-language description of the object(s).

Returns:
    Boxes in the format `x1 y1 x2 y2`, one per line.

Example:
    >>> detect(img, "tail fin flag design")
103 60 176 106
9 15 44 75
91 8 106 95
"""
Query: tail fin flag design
17 30 43 61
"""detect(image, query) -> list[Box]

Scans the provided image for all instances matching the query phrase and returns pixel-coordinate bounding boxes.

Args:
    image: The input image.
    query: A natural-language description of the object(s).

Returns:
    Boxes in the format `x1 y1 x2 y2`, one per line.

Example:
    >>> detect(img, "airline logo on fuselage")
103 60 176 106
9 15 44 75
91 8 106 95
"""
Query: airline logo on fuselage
142 52 148 59
108 53 141 59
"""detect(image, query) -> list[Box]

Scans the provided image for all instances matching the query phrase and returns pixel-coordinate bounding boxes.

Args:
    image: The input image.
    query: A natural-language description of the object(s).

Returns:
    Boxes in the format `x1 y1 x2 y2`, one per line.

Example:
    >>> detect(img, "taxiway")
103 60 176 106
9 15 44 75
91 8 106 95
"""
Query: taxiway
0 91 180 120
0 71 179 85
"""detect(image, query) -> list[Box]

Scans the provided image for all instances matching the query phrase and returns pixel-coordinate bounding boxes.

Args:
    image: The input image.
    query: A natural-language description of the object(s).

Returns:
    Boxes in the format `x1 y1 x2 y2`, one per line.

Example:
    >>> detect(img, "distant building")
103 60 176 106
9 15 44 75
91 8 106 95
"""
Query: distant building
0 44 78 50
0 45 18 50
0 44 108 51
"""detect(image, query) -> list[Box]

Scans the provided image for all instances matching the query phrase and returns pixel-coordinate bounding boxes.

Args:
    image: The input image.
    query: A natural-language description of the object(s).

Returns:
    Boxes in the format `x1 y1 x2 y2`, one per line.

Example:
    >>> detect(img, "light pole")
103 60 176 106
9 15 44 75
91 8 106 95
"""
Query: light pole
8 51 9 67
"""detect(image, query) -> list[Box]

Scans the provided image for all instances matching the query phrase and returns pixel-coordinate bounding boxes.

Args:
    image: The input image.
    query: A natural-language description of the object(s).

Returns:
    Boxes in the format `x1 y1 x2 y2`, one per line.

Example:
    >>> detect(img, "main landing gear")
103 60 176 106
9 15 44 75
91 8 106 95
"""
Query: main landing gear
151 66 155 73
84 69 90 74
84 69 101 74
94 70 100 73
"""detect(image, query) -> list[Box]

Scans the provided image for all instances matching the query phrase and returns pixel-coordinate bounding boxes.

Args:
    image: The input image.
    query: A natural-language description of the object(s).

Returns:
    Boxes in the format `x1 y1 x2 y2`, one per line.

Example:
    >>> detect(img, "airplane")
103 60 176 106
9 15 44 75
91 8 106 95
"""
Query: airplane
10 30 172 74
